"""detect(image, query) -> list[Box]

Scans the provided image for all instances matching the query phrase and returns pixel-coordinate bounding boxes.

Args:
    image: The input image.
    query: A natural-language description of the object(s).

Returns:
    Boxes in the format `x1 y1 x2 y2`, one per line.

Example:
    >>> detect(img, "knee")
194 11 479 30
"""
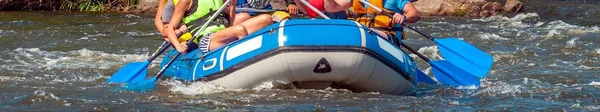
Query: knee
255 14 273 24
237 13 251 20
231 25 248 36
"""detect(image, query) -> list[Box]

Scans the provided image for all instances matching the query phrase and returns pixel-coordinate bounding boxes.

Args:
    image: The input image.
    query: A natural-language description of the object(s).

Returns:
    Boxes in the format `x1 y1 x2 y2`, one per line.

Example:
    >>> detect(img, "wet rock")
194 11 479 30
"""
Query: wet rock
503 0 523 12
414 0 523 17
134 0 159 14
480 10 491 17
414 0 488 17
482 2 502 12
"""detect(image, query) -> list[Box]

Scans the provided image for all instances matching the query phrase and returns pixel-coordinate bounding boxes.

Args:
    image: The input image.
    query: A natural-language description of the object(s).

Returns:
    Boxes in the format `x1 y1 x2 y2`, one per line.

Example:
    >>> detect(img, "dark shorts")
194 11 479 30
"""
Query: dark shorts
325 11 347 19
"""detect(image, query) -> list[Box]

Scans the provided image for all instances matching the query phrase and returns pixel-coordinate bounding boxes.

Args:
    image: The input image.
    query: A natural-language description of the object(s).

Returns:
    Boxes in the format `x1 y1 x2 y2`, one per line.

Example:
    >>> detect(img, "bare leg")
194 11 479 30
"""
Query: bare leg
208 25 248 50
208 14 272 50
233 13 251 26
371 28 390 40
238 14 272 34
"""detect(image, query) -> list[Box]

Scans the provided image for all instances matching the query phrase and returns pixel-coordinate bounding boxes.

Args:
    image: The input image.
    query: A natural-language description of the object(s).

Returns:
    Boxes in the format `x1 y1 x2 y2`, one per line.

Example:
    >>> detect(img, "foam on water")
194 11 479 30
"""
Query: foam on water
49 70 107 83
31 90 73 107
478 33 509 40
565 37 579 48
34 90 61 100
416 45 442 60
167 80 229 95
471 13 540 28
588 81 600 86
124 14 141 19
476 81 524 96
542 29 562 38
78 34 107 41
467 13 599 42
123 31 158 37
0 48 149 71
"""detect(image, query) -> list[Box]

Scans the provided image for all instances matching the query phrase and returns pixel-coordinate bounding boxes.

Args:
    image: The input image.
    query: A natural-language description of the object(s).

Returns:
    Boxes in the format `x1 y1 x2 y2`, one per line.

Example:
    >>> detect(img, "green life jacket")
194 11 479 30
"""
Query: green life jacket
175 0 229 43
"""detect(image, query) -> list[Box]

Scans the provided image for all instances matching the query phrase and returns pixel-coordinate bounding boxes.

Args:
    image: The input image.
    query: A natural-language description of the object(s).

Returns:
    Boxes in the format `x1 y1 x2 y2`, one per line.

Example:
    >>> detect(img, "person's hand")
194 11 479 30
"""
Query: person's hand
287 4 298 15
179 25 188 33
392 13 406 24
175 41 188 54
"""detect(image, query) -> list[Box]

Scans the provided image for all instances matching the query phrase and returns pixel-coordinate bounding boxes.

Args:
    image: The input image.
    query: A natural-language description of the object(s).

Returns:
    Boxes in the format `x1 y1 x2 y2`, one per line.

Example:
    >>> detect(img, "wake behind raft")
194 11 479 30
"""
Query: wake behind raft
158 19 434 95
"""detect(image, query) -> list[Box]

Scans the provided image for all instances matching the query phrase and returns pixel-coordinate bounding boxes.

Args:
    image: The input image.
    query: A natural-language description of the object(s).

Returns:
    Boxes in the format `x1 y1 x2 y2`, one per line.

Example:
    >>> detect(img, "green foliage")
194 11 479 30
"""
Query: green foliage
58 0 138 12
455 8 467 17
60 1 76 11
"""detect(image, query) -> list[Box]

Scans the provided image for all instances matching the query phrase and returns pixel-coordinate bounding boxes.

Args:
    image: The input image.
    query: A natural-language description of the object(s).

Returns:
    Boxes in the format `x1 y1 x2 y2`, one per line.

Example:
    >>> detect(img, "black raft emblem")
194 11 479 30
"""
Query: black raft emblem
313 58 332 74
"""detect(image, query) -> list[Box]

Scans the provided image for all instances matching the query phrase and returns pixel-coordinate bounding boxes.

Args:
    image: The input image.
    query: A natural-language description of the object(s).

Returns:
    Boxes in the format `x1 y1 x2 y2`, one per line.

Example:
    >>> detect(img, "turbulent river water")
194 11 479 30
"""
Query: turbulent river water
1 1 600 111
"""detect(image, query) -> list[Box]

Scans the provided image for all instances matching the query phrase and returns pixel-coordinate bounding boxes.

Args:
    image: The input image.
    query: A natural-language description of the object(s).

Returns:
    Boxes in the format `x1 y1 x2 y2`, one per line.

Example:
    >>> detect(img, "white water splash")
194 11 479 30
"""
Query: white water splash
473 13 539 22
570 103 600 111
542 29 562 38
542 20 599 35
469 13 599 42
417 46 443 60
1 48 148 71
124 32 157 37
34 90 60 100
49 71 107 83
167 80 229 95
474 79 527 96
124 14 141 18
78 34 107 40
472 13 540 28
455 85 478 89
565 37 579 48
478 33 509 40
589 81 600 86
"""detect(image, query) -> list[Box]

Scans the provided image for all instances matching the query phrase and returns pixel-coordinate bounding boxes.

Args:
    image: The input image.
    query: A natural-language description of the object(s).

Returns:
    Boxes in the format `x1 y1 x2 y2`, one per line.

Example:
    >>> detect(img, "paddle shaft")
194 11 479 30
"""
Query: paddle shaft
298 0 331 19
149 41 171 61
154 0 233 80
355 0 431 61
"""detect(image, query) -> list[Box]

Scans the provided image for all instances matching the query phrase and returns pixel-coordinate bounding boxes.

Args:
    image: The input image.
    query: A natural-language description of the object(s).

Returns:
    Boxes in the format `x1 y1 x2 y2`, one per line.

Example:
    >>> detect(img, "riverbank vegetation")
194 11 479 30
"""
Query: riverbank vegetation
0 0 139 12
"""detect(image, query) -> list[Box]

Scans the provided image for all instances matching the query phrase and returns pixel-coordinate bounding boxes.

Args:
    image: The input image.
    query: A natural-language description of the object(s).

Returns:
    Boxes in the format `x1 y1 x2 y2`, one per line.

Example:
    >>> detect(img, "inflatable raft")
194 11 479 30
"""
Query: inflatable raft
159 19 420 95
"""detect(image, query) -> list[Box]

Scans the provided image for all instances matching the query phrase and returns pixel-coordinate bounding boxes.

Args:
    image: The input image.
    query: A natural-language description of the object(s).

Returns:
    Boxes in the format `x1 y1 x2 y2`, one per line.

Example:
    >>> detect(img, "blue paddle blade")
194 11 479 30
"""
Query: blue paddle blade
105 61 150 83
429 60 480 87
416 69 437 84
434 38 493 79
122 77 158 92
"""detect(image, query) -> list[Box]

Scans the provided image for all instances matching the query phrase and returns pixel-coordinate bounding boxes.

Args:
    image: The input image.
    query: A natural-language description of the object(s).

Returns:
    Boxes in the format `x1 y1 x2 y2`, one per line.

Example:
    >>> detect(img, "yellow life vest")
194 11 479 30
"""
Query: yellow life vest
348 0 405 39
349 0 394 29
169 0 228 43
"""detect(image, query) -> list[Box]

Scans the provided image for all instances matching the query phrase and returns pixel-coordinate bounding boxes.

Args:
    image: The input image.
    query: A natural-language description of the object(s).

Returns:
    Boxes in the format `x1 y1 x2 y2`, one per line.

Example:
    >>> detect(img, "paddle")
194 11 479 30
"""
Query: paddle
105 41 170 83
124 0 234 87
358 0 492 86
361 24 480 86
